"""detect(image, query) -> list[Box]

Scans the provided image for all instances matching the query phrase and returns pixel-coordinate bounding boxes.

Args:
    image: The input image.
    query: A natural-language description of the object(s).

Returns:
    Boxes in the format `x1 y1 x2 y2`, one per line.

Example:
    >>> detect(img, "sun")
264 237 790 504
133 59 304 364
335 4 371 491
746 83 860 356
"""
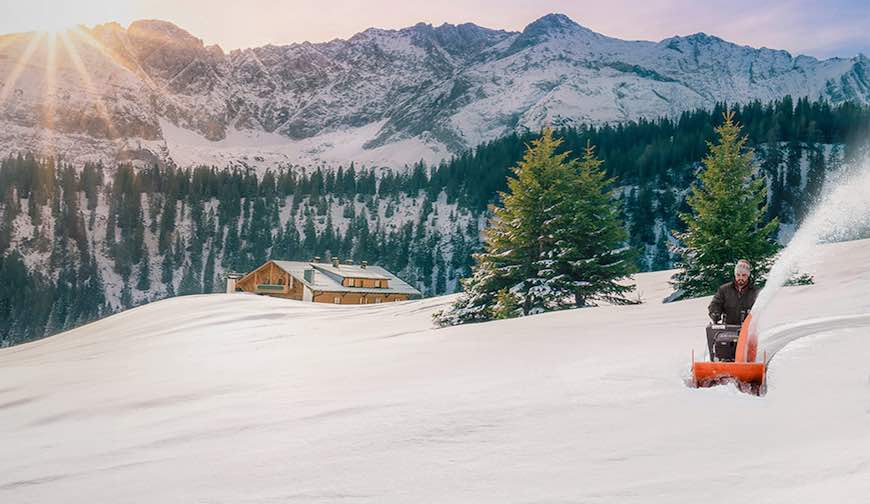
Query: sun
34 22 81 37
8 0 139 39
0 21 128 153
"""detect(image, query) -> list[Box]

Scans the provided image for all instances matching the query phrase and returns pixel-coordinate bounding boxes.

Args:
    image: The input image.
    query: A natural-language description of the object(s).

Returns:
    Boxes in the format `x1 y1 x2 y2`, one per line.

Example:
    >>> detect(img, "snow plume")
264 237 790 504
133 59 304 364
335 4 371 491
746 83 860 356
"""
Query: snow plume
753 152 870 338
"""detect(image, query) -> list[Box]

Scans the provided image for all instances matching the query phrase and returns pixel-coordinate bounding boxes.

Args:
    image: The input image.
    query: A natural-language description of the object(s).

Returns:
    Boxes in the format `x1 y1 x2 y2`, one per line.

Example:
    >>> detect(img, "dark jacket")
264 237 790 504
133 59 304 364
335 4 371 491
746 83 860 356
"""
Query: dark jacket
708 281 759 325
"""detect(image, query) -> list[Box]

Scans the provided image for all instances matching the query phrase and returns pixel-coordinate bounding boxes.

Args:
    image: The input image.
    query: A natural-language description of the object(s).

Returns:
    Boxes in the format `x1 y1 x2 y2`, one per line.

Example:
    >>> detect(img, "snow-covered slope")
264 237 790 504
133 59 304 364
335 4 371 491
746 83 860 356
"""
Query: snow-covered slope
1 238 869 502
0 14 867 170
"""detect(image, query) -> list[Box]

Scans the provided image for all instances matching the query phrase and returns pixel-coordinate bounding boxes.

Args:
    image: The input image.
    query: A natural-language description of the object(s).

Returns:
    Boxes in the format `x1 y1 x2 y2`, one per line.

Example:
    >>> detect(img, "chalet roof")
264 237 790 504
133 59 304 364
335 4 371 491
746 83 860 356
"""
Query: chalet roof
311 263 389 280
270 261 421 297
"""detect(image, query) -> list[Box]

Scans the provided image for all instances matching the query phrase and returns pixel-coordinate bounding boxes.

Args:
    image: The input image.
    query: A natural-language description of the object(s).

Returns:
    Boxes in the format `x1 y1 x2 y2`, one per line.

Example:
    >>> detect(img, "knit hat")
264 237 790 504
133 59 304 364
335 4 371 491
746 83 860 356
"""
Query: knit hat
734 259 751 275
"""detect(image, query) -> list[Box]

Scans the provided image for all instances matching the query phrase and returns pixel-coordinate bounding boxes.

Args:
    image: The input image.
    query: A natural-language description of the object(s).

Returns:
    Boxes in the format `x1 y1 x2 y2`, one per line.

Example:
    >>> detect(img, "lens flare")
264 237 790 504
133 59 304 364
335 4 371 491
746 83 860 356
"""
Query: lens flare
0 32 44 105
58 29 118 140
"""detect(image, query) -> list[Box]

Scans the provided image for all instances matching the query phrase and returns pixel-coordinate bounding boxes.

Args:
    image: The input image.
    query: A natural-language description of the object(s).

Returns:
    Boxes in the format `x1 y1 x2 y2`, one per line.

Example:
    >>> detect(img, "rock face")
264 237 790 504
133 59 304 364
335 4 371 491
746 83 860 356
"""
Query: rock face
0 13 868 169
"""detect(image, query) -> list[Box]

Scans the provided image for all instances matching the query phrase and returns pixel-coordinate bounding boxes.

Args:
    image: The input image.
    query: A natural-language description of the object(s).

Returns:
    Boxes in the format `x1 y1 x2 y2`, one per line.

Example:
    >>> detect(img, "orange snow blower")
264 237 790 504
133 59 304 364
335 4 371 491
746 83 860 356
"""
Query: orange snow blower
691 313 766 394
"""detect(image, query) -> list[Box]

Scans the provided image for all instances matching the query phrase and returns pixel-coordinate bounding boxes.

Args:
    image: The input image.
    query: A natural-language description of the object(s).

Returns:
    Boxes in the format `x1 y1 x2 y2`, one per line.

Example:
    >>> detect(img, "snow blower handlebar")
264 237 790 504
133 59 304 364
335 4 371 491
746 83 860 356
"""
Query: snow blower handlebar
710 308 750 326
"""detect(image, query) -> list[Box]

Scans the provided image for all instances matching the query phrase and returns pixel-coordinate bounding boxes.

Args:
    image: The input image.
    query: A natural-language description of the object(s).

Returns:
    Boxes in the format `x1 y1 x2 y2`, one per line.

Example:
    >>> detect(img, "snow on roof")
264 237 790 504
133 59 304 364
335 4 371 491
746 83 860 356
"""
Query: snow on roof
312 263 389 280
271 260 420 296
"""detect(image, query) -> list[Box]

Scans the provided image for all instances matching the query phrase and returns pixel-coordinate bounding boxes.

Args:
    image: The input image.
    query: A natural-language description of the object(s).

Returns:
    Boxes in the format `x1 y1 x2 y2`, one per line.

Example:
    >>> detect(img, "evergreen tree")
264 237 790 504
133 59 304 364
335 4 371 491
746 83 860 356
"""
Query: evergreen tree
492 288 521 320
651 232 672 271
531 142 635 308
157 192 177 254
222 222 242 272
173 235 185 265
202 245 216 294
275 219 300 260
671 112 779 298
161 251 175 294
800 146 826 222
437 130 632 325
657 187 677 228
136 259 151 291
782 140 803 222
178 263 201 296
44 296 66 337
120 283 133 308
434 246 447 295
630 186 656 245
301 214 318 259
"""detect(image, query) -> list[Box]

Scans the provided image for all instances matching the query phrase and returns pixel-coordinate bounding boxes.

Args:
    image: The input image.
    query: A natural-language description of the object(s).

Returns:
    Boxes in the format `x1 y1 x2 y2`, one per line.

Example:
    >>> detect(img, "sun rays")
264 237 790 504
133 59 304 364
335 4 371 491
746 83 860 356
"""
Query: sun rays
58 28 120 140
0 25 137 161
1 21 187 164
36 31 59 159
0 33 23 54
0 32 45 105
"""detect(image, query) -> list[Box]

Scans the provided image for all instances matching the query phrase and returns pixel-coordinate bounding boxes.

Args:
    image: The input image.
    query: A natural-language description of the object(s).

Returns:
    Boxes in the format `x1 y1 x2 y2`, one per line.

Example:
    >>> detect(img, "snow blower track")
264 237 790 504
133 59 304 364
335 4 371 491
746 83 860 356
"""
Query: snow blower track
762 313 870 362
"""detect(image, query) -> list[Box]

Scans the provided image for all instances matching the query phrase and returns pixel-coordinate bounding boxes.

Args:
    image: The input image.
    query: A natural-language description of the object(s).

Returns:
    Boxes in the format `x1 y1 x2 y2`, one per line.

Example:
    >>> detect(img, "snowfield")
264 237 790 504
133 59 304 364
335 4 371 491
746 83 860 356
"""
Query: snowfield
1 239 869 503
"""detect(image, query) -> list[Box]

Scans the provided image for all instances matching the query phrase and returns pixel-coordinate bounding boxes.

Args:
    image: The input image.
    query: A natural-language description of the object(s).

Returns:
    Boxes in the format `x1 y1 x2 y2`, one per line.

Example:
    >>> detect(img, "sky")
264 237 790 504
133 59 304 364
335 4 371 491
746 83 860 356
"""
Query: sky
1 0 868 59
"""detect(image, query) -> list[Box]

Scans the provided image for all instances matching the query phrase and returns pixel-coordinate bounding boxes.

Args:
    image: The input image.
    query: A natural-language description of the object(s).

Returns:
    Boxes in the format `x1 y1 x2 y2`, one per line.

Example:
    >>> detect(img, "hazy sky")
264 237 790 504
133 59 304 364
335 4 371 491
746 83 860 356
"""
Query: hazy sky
3 0 868 59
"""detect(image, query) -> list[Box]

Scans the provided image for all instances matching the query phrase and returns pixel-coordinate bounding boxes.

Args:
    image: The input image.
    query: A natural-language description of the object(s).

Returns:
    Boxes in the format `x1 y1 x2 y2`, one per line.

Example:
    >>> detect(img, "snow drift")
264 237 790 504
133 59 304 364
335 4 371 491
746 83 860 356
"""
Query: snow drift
1 239 869 502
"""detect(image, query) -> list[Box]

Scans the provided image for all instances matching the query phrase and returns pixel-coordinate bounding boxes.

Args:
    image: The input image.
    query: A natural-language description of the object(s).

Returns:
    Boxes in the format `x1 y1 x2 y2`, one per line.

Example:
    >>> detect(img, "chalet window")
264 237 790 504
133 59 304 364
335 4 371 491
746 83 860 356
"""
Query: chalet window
334 297 341 304
375 298 381 304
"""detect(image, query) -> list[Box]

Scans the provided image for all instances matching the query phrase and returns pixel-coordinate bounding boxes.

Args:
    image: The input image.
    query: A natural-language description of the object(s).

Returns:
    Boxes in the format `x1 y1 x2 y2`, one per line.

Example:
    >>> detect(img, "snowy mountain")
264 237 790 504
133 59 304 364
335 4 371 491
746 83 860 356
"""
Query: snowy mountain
2 238 869 501
0 13 868 169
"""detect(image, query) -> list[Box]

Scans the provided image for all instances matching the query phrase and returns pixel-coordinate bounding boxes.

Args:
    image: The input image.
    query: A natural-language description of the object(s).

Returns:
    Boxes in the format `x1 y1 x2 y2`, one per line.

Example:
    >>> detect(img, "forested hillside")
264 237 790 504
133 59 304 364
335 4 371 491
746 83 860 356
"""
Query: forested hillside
1 96 868 345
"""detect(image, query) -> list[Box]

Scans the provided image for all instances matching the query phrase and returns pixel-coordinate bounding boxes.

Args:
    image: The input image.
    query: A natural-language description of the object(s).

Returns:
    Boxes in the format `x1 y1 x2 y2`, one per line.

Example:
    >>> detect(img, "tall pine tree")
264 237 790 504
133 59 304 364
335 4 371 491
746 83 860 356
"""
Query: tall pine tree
671 112 779 298
531 141 635 308
437 130 633 325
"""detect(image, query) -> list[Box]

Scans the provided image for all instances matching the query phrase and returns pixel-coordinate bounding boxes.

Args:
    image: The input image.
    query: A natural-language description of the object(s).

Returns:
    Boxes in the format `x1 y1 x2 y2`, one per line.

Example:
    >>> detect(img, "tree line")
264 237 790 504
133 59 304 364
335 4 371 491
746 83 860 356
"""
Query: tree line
0 95 868 344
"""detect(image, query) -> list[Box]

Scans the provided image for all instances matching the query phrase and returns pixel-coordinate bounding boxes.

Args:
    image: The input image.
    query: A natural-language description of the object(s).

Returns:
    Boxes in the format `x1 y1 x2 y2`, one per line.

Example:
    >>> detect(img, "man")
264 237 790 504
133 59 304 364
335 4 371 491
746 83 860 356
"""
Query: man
708 259 759 325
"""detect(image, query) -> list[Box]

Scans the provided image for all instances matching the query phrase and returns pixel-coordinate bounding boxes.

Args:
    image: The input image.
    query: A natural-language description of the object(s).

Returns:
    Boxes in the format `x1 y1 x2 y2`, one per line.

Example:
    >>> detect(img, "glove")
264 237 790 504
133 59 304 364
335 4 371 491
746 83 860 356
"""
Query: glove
710 312 722 323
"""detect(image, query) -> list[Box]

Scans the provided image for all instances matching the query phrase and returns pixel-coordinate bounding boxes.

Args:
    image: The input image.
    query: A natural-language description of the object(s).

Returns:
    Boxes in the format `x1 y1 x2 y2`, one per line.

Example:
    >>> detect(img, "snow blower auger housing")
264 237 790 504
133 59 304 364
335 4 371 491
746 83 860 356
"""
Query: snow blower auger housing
691 313 766 394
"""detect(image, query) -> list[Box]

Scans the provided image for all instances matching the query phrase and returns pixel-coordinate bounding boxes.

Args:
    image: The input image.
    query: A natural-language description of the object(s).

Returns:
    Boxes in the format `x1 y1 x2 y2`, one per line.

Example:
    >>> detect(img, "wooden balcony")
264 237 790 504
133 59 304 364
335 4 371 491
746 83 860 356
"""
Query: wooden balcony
255 284 288 293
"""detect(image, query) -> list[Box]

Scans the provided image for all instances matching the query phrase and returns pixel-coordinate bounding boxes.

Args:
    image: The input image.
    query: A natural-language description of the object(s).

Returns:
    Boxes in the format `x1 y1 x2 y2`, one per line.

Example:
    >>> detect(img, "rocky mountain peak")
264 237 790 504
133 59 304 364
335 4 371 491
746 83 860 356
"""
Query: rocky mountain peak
509 13 601 52
404 20 509 60
0 14 867 169
126 19 205 49
123 19 227 89
521 13 593 37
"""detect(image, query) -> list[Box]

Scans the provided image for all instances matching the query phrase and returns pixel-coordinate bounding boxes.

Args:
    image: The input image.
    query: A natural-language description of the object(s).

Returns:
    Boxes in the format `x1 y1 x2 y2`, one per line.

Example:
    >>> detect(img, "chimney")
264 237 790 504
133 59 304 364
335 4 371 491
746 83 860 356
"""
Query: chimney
344 259 354 265
332 257 340 267
361 261 368 269
225 271 242 294
313 256 321 263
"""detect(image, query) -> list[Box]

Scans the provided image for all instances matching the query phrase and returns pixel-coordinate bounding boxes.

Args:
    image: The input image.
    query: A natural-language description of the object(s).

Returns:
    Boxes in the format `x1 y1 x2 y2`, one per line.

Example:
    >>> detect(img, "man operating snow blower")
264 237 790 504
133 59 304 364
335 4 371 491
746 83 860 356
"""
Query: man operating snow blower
700 259 759 364
693 259 766 392
708 259 758 325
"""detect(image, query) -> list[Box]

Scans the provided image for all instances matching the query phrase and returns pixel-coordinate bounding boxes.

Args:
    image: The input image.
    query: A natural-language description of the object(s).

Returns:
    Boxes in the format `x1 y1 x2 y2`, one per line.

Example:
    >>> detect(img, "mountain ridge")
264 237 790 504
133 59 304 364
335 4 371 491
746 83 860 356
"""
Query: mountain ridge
0 13 867 169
